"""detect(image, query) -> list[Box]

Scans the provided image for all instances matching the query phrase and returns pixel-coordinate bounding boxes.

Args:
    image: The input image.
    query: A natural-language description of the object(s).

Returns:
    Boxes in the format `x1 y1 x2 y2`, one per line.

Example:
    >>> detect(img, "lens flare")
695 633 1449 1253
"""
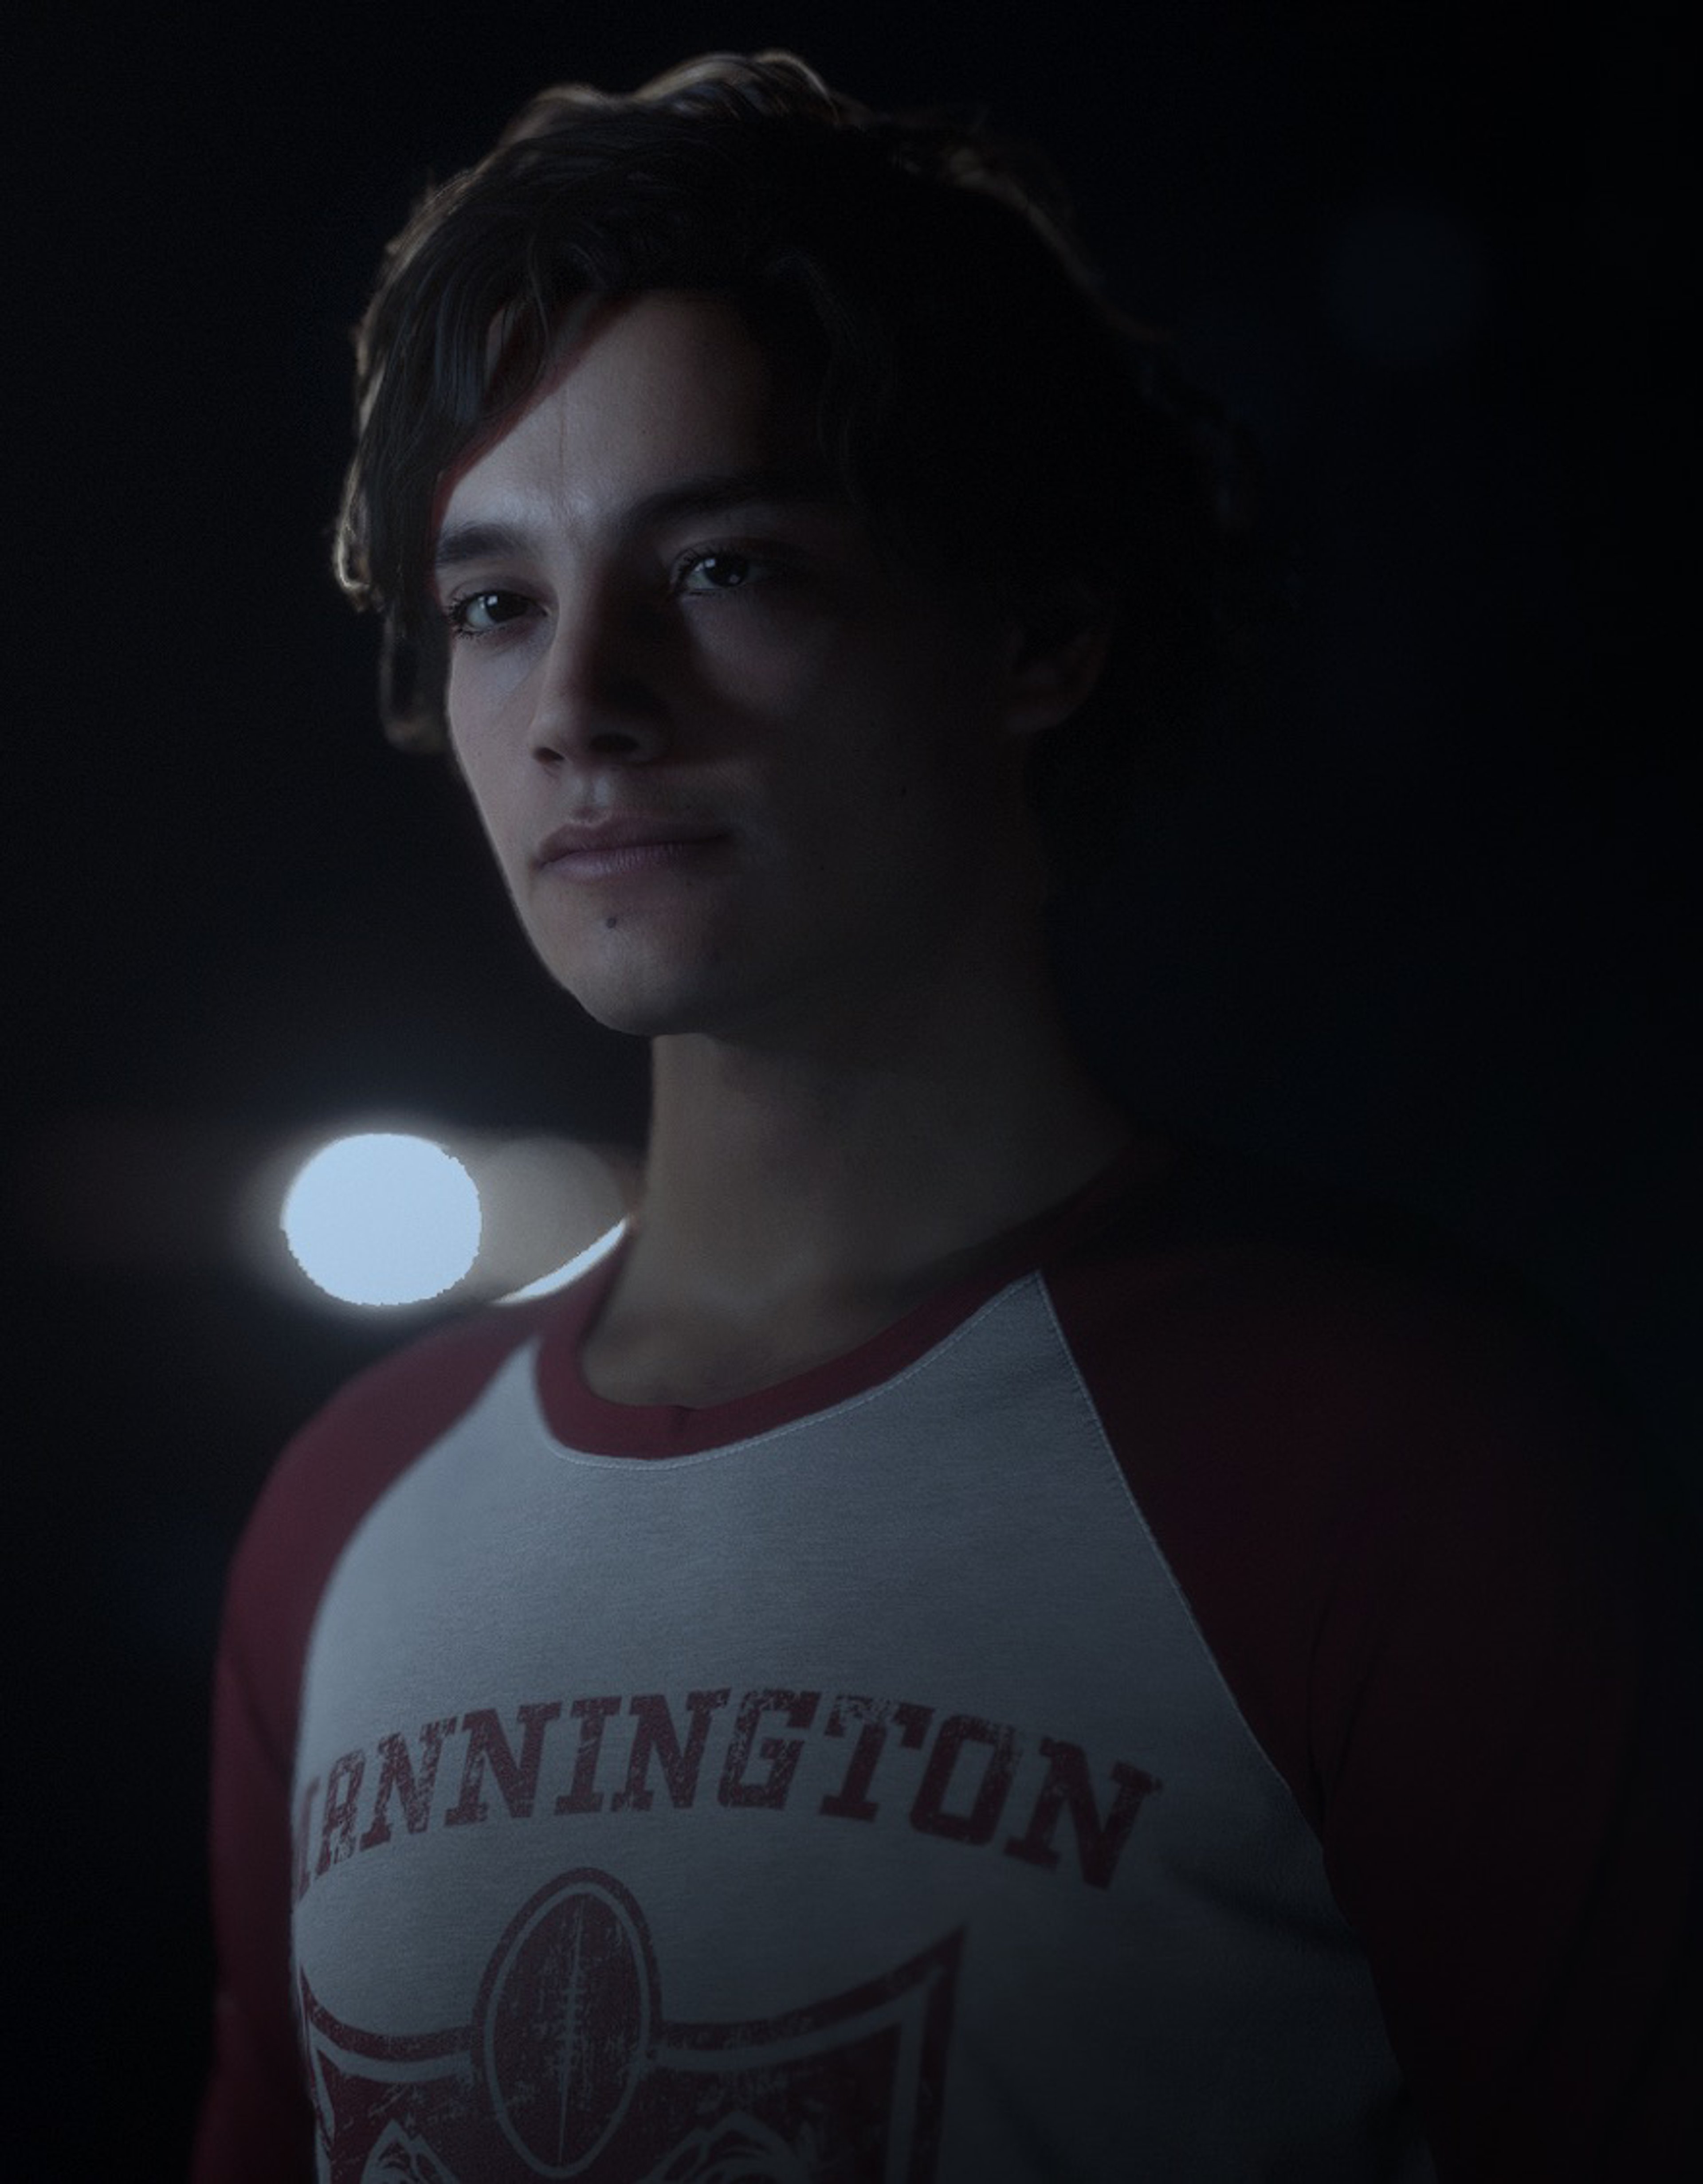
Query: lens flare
280 1132 482 1306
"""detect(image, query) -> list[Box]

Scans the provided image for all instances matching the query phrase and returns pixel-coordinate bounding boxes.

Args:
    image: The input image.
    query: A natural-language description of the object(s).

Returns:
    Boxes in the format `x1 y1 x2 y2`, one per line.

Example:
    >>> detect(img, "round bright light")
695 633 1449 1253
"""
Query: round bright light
280 1132 482 1306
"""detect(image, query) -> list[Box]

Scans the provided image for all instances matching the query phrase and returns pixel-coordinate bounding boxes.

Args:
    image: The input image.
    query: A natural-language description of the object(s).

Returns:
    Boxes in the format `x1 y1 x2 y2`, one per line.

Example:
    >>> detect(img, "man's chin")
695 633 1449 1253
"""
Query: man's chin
542 959 733 1043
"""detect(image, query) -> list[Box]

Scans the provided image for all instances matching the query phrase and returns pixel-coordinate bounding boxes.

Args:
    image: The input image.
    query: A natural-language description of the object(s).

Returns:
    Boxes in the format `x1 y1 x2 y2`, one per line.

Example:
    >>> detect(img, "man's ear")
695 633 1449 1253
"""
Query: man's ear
999 595 1115 740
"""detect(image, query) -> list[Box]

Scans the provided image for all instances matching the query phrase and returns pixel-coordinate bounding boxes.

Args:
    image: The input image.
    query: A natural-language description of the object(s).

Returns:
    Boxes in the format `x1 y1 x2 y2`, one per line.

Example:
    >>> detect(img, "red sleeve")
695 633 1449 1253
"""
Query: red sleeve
1051 1225 1703 2181
192 1299 557 2184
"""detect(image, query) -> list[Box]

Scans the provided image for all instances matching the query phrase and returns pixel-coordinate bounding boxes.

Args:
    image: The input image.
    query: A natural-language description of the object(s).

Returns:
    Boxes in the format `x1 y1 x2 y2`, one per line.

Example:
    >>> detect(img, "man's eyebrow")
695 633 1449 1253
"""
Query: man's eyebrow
432 467 841 574
627 466 840 528
432 521 528 574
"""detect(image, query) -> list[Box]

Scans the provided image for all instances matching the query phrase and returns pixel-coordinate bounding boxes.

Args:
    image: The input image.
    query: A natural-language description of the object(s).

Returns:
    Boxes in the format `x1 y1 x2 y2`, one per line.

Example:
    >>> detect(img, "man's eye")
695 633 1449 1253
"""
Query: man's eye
445 589 533 637
675 550 765 595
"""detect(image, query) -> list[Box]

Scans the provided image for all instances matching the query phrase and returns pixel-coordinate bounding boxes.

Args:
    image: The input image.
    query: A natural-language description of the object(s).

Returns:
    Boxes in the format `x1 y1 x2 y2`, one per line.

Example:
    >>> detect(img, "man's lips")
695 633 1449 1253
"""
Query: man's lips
533 815 730 878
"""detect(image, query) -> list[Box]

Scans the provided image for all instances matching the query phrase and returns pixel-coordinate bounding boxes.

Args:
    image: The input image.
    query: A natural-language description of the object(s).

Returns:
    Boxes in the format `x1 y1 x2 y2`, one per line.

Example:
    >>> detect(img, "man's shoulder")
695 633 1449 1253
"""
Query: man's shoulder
1045 1132 1665 1588
1054 1132 1615 1420
220 1290 568 1704
283 1292 558 1472
1051 1137 1698 1850
286 1286 551 1464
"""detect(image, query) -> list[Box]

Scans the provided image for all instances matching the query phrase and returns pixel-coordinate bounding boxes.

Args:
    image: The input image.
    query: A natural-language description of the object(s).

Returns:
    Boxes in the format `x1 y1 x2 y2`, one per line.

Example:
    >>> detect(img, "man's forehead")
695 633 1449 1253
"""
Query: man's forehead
434 289 833 545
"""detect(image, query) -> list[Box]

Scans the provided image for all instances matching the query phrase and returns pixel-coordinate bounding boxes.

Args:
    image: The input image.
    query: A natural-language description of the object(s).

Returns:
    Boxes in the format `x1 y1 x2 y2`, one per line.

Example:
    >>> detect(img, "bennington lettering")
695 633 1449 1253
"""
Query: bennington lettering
296 1684 1159 1904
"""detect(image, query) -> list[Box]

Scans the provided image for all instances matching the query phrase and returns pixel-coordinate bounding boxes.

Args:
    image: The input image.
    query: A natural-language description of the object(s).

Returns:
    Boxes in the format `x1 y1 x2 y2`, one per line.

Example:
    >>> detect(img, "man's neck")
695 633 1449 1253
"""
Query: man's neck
581 945 1132 1405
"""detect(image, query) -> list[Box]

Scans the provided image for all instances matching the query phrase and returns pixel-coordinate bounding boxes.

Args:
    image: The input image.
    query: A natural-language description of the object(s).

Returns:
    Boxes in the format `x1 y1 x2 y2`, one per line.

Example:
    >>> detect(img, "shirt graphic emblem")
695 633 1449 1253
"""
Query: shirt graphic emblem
301 1867 960 2180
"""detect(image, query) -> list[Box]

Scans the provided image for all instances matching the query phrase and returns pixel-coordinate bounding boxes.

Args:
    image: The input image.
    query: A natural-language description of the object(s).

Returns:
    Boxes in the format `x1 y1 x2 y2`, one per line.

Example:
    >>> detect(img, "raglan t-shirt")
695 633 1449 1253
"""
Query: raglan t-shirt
196 1143 1701 2182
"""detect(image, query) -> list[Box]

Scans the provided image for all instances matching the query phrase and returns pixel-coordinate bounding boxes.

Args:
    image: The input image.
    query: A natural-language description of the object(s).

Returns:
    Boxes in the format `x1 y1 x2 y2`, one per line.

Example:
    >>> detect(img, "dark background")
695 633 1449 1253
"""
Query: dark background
9 4 1694 2172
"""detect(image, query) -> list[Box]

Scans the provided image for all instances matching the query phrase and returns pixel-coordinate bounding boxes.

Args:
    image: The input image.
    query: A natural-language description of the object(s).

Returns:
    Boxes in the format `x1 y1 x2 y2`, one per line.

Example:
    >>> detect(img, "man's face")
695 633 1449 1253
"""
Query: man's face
433 290 1047 1044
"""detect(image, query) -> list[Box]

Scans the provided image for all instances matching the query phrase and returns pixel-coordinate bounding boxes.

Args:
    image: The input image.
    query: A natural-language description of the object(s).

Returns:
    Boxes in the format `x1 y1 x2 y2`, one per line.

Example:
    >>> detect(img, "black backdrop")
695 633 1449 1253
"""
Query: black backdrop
8 5 1694 2172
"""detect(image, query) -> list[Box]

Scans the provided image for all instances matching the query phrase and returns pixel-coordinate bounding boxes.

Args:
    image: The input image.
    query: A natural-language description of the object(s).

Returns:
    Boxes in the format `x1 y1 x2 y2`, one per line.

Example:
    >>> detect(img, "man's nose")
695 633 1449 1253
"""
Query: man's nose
528 589 670 767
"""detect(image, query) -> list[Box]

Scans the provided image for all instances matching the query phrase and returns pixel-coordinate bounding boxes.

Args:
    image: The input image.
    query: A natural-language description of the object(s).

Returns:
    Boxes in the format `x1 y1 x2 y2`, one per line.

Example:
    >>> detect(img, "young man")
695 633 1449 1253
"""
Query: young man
198 54 1699 2183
